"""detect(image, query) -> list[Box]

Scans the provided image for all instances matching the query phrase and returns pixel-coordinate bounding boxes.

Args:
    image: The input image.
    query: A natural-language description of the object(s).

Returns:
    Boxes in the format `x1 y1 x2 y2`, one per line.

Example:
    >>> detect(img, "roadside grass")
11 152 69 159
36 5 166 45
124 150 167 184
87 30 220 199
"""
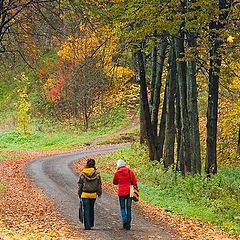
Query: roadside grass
97 125 139 145
96 143 240 237
0 131 99 150
0 107 130 151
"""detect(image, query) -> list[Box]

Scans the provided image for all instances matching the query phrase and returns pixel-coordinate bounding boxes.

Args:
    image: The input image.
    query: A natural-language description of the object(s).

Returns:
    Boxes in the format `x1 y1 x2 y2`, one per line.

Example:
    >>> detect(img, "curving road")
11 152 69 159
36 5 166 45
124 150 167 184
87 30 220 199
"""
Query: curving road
27 146 177 240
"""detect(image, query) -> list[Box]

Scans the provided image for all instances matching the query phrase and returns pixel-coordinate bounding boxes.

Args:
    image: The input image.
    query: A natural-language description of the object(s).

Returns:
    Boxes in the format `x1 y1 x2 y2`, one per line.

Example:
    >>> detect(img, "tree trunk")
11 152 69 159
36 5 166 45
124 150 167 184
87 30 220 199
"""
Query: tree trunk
157 84 167 160
175 34 191 174
205 0 230 175
238 127 240 154
135 49 156 160
82 97 89 131
151 35 168 136
164 46 176 169
150 38 158 113
205 27 221 175
175 79 182 172
186 32 201 174
140 94 146 144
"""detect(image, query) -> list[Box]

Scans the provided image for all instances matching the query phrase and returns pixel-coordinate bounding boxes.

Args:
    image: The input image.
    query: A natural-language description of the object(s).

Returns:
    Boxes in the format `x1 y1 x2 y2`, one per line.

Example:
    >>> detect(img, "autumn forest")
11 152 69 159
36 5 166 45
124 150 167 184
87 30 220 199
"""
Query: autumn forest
0 0 240 239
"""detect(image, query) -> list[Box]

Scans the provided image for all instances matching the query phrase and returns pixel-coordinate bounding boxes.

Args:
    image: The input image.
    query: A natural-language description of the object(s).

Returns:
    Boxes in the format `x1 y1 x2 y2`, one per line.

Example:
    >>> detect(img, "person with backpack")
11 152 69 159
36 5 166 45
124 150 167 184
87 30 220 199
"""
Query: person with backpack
113 159 138 230
78 158 102 230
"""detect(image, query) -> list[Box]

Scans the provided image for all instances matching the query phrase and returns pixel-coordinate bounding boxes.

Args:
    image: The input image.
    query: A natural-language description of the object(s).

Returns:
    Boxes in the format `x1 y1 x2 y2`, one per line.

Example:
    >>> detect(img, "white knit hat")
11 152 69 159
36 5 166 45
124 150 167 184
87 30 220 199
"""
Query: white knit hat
117 159 126 168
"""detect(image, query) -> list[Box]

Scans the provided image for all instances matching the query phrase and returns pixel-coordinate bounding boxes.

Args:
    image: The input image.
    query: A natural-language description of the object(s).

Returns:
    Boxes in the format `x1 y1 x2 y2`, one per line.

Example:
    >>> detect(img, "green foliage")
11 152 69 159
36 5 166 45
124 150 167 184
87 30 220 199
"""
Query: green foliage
0 70 18 129
89 106 130 130
0 130 93 150
97 143 240 236
17 86 32 135
0 107 131 150
98 125 139 145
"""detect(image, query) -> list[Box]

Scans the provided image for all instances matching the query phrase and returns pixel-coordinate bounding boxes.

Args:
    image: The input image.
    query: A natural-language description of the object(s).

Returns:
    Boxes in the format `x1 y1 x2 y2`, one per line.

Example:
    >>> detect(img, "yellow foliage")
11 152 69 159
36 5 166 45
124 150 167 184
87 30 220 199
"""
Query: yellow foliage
222 99 240 137
92 82 139 115
17 88 32 135
227 35 234 43
58 23 137 113
58 36 99 62
58 25 118 63
58 25 134 84
218 98 240 167
104 65 135 85
16 74 32 135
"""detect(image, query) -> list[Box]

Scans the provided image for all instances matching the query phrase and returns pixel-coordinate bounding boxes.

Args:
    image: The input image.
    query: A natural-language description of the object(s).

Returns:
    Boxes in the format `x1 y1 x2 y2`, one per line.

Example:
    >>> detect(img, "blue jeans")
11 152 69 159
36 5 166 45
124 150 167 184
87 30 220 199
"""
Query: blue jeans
119 195 132 228
82 198 96 229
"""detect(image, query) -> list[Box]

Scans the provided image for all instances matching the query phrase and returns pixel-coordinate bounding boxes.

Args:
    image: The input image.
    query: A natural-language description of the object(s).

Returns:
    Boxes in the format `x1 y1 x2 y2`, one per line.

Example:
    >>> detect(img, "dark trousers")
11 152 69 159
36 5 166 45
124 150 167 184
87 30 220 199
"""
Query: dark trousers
119 195 132 229
82 198 96 229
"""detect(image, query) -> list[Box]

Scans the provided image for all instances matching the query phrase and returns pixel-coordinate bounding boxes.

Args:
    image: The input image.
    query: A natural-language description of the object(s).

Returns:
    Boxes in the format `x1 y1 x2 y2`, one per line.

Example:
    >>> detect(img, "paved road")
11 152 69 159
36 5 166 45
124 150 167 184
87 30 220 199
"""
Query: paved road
27 146 177 240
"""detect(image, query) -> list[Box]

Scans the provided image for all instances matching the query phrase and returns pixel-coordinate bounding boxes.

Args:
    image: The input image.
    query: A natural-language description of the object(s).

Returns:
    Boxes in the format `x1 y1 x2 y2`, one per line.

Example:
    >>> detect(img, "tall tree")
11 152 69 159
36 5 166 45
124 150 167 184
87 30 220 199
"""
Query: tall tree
186 32 201 174
205 0 233 175
151 35 168 137
164 46 176 169
237 127 240 154
135 48 156 160
157 80 167 160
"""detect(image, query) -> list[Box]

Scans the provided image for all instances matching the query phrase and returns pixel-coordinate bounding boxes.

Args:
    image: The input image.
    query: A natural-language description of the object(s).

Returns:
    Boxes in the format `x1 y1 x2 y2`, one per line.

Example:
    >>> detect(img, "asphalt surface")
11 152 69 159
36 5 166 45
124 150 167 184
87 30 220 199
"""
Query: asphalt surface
27 146 177 240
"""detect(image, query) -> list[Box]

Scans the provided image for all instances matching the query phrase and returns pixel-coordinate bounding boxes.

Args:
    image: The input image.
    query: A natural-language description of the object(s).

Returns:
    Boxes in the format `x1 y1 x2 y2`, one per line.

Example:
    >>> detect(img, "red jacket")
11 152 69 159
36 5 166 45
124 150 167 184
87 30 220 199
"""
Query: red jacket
113 166 138 196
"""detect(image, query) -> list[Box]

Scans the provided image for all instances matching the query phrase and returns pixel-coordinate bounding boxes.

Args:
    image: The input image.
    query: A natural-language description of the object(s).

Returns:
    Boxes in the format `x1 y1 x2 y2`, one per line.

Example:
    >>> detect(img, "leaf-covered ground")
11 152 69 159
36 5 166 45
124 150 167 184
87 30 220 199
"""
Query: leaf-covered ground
0 148 239 240
0 150 83 240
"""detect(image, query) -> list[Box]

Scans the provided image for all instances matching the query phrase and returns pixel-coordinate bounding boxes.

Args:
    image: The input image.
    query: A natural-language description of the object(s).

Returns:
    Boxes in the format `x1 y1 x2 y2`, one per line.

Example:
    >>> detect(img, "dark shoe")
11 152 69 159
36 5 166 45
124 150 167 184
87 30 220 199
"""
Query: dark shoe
123 222 128 229
85 227 91 230
125 224 131 230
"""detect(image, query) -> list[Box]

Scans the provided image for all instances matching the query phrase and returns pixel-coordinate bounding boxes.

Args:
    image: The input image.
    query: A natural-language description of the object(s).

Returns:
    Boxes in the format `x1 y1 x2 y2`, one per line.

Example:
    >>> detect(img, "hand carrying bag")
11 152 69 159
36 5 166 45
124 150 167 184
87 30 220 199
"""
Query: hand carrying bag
128 170 139 202
79 200 84 223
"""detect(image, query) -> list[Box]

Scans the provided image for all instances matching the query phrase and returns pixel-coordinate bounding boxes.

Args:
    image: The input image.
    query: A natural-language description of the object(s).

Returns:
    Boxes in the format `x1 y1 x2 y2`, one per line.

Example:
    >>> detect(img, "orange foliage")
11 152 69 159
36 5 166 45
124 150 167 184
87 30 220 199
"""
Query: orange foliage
37 68 48 79
49 77 65 102
43 60 75 102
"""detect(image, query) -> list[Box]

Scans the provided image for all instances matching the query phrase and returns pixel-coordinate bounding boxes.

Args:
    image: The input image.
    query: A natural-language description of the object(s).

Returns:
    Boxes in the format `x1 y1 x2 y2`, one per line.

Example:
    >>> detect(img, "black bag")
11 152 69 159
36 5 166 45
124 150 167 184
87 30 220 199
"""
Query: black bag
79 200 83 223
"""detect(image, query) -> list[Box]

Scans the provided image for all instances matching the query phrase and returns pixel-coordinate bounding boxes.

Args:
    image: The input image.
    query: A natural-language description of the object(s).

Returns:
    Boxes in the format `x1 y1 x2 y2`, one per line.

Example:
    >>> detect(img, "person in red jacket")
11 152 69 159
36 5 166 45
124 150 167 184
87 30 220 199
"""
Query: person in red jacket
113 159 138 230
